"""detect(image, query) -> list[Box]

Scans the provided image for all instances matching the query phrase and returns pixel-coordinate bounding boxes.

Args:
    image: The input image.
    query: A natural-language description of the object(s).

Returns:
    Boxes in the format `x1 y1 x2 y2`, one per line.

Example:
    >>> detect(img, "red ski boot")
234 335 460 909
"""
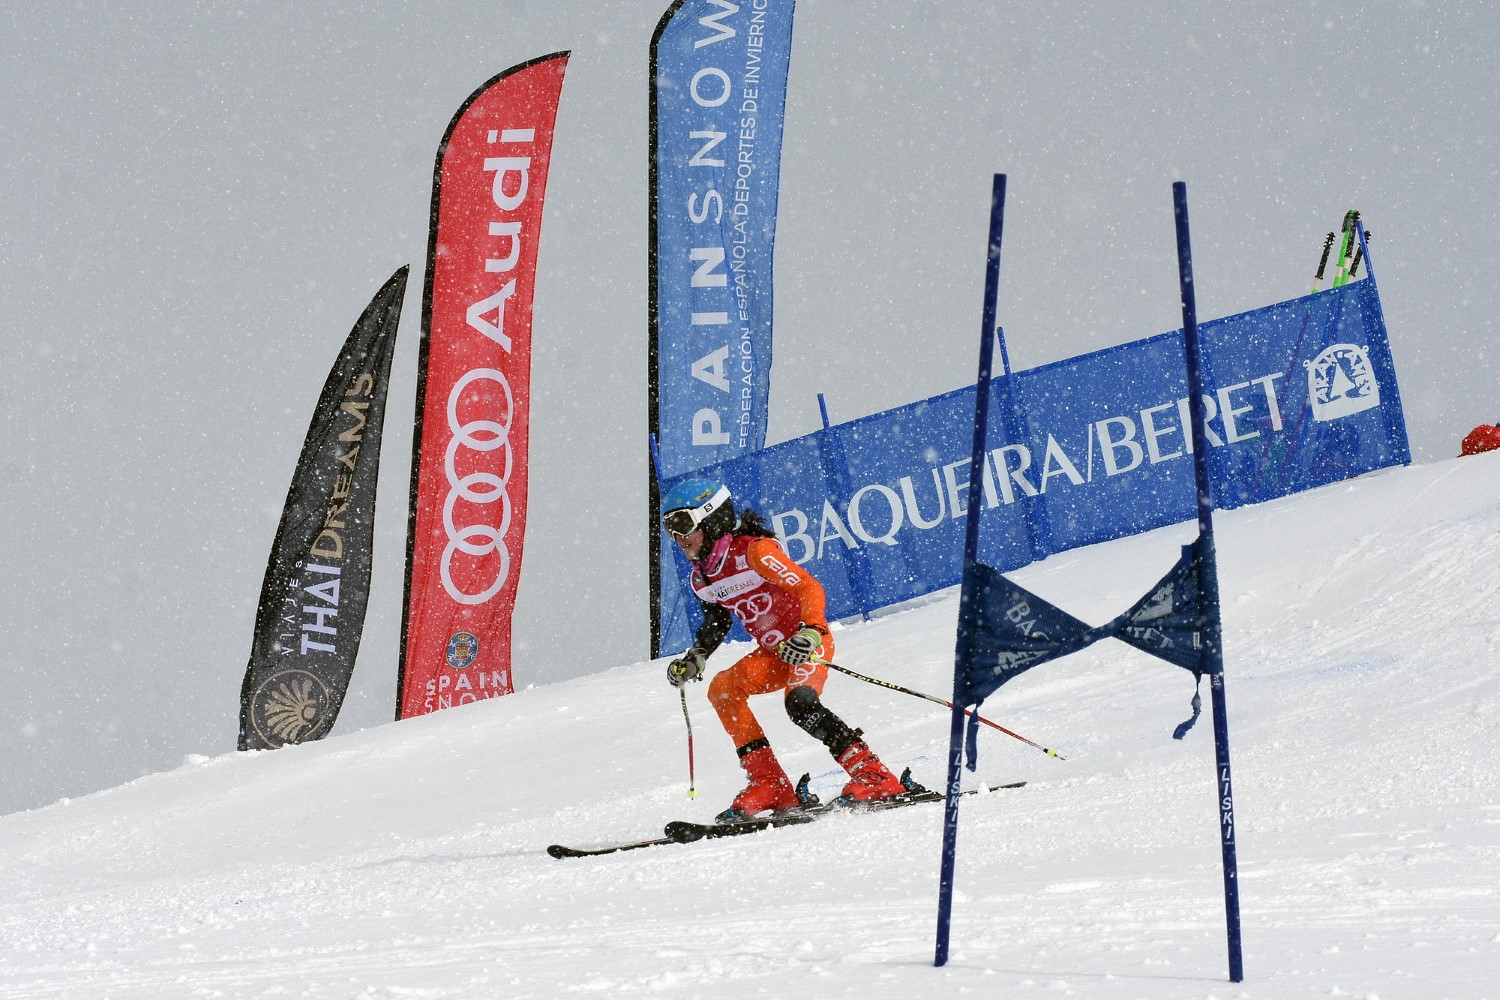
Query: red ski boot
718 742 800 822
835 741 907 803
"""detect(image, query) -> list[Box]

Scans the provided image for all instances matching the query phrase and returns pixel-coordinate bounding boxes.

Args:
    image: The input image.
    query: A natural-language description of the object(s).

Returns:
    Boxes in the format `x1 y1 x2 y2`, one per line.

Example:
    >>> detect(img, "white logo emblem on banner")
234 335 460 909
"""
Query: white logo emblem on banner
1306 343 1379 422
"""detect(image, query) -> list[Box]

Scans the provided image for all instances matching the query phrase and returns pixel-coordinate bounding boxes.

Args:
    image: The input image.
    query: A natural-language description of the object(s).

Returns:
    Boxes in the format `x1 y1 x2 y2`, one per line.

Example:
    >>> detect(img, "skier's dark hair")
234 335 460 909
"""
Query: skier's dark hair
734 508 779 539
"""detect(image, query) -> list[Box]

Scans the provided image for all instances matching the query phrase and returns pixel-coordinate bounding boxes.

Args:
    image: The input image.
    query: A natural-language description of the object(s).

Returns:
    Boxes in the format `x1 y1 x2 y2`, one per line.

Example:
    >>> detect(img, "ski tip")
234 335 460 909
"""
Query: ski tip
547 836 679 858
664 820 710 844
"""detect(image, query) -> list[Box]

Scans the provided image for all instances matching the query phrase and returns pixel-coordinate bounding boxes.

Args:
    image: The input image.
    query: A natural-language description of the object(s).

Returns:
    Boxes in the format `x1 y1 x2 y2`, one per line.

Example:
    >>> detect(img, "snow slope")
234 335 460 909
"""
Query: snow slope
2 456 1497 999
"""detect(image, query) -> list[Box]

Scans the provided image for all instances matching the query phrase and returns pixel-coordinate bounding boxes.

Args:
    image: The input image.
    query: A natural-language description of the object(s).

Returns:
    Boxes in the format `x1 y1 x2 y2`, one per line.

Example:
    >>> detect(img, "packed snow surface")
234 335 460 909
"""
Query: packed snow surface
2 455 1497 999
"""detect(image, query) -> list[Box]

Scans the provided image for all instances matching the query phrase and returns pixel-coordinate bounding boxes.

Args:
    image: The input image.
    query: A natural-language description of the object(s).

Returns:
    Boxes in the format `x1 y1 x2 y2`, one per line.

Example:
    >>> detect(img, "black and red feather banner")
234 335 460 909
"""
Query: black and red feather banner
397 53 569 719
239 266 408 750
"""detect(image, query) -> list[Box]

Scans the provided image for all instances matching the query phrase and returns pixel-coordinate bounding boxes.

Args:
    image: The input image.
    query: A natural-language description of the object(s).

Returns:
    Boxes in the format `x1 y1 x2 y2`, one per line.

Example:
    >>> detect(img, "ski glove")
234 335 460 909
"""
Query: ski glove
667 647 708 688
777 625 825 667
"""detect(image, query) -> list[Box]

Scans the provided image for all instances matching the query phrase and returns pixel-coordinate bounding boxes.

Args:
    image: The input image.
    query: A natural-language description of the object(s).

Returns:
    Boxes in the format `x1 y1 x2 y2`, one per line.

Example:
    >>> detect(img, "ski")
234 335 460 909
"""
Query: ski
546 835 677 859
547 774 1026 858
548 771 817 859
664 778 1026 844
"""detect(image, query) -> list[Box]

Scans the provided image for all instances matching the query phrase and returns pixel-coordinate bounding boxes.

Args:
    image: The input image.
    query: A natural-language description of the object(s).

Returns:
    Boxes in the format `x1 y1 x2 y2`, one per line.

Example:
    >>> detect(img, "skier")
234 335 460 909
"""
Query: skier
660 477 909 822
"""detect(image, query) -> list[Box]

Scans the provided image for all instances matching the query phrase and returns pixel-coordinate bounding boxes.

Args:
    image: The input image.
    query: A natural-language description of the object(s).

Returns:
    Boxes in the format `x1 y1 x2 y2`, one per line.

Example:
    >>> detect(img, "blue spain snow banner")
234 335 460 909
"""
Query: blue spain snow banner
650 0 794 477
655 277 1408 653
648 0 795 655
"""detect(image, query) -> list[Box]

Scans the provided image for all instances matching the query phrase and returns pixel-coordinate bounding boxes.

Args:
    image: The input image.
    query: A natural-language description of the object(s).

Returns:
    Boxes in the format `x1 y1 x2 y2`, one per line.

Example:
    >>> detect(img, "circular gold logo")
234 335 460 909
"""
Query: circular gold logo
251 669 334 747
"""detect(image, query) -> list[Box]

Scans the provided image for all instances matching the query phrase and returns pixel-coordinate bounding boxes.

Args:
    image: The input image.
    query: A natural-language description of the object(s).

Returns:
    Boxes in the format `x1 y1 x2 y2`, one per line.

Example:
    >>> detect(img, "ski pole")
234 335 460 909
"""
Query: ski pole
1332 210 1360 287
1312 232 1335 292
1349 230 1368 279
817 659 1064 760
679 687 697 799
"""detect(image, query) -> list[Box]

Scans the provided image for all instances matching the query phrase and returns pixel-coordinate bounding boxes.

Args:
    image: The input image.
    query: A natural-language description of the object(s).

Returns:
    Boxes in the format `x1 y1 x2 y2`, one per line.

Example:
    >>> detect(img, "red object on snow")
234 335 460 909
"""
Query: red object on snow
1460 424 1500 456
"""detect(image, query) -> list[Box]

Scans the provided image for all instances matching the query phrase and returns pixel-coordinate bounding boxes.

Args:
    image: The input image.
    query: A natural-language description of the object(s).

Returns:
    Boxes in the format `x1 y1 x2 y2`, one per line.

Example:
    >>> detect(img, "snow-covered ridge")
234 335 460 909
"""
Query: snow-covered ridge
2 455 1497 998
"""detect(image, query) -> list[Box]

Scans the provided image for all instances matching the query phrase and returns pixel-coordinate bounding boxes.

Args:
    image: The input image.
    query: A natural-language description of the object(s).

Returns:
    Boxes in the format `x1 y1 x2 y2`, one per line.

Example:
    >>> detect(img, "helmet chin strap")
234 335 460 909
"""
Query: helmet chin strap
699 531 734 573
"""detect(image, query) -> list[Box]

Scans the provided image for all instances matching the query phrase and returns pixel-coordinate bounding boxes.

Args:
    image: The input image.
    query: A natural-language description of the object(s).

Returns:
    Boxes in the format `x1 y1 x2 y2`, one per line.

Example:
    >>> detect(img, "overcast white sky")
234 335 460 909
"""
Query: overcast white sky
2 1 1496 814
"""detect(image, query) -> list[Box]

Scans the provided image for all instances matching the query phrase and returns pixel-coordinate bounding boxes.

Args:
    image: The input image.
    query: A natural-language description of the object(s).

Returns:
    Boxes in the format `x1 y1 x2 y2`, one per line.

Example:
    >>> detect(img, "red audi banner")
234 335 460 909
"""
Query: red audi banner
398 52 569 719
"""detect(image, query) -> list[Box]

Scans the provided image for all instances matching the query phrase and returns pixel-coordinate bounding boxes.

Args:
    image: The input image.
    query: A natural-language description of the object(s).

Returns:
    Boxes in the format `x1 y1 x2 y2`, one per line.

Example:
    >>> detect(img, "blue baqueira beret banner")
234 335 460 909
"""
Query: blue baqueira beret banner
657 278 1409 652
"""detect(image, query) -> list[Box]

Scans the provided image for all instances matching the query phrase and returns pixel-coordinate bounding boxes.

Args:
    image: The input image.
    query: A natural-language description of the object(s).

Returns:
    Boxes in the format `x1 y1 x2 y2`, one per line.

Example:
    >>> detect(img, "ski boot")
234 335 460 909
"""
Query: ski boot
834 740 907 804
716 740 801 823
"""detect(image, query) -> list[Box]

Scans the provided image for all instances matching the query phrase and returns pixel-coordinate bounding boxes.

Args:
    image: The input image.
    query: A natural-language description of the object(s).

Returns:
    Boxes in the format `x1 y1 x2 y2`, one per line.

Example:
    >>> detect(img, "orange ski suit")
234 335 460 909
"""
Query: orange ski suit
693 534 834 748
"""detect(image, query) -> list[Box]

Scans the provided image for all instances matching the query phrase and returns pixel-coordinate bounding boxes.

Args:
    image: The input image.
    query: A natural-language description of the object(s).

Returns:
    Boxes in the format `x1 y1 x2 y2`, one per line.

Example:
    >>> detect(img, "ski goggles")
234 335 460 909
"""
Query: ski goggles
662 485 730 537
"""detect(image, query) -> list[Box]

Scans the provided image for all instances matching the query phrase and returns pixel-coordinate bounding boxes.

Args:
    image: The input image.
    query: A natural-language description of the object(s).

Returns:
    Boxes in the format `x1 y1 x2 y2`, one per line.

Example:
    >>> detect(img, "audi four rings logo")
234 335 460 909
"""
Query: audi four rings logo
441 367 515 604
727 591 773 625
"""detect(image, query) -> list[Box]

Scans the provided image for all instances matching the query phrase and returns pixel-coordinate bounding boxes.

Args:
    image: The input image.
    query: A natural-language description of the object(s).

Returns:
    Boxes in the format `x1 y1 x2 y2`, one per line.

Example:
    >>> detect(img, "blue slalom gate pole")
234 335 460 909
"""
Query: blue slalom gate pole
817 391 873 621
1172 182 1244 983
935 173 1007 967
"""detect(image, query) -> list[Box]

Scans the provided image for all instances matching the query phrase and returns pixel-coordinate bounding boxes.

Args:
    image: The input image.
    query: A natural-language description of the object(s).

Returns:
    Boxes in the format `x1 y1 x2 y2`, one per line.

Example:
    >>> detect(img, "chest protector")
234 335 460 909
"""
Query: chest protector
691 534 805 652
